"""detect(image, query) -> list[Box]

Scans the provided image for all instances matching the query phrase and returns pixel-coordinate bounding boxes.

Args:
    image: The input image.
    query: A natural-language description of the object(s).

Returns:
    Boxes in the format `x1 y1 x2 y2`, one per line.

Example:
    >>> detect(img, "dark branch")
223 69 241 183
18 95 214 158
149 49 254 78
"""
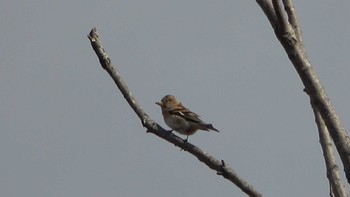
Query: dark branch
87 27 263 197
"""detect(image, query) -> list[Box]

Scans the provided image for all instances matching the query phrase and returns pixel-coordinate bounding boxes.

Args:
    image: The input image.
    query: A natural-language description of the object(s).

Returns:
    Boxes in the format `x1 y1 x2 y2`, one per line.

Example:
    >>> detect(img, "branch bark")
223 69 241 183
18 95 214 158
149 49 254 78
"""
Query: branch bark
256 0 350 185
309 92 348 197
87 27 263 197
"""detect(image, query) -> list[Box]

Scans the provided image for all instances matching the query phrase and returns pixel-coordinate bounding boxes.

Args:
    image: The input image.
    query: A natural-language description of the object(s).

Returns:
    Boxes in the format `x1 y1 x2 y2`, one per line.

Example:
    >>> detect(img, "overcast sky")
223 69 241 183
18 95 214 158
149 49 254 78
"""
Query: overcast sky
1 1 349 197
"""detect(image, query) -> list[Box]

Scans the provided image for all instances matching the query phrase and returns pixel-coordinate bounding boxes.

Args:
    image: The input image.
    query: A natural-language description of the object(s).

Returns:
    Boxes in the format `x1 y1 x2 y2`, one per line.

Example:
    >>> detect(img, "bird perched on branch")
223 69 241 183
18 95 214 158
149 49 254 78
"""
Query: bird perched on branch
156 95 219 141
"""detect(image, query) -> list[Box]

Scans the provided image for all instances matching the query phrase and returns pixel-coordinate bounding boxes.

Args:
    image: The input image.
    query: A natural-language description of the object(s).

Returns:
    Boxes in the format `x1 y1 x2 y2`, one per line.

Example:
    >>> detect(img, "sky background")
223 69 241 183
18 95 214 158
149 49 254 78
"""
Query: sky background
1 1 350 196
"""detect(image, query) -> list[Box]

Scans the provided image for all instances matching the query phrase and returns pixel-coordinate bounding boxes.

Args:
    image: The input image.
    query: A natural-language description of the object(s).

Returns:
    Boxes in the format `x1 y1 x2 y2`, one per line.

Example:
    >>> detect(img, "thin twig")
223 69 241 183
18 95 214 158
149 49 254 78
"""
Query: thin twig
87 27 263 197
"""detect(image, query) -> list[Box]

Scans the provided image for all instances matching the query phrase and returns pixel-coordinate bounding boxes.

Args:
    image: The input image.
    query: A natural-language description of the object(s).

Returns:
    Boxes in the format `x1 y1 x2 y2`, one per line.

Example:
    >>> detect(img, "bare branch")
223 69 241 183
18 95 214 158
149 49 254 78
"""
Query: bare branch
282 0 304 44
309 93 348 197
256 0 350 184
87 27 263 197
272 0 289 34
255 0 277 29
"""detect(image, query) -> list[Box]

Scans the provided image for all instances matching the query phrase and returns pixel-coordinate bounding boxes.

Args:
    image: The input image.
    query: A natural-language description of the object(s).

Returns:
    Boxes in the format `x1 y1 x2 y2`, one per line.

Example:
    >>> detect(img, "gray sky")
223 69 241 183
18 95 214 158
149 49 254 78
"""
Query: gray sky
1 1 349 196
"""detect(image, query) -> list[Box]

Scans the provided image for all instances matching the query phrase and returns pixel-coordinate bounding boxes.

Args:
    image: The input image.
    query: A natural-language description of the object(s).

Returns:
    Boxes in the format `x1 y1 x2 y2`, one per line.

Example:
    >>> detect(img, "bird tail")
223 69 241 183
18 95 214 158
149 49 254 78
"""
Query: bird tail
205 124 219 132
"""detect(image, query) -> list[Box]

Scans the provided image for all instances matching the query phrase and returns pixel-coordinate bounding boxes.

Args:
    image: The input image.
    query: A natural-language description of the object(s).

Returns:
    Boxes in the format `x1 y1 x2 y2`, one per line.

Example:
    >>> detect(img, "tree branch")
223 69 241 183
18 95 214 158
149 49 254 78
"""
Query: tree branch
255 0 277 29
282 0 303 45
272 0 289 34
87 27 263 197
309 91 348 197
256 0 350 184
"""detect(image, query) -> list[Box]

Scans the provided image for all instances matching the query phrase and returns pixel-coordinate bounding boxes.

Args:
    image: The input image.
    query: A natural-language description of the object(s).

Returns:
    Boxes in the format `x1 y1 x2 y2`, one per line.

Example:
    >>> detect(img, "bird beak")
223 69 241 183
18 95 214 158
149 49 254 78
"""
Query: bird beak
155 101 163 107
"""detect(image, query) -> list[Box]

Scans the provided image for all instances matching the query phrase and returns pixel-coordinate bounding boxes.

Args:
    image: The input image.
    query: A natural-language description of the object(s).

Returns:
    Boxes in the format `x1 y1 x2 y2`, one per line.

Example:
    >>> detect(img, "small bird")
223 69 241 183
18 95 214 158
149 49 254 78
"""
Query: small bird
156 95 219 141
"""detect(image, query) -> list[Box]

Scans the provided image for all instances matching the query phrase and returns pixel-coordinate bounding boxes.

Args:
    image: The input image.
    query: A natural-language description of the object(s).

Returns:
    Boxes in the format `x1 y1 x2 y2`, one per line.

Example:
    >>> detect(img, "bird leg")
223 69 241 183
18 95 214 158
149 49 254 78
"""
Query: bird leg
184 135 189 142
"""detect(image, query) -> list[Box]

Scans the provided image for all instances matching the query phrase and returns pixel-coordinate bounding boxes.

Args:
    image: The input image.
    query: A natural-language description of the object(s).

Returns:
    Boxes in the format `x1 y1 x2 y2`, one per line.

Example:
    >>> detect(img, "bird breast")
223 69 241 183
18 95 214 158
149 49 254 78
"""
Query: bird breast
164 114 190 135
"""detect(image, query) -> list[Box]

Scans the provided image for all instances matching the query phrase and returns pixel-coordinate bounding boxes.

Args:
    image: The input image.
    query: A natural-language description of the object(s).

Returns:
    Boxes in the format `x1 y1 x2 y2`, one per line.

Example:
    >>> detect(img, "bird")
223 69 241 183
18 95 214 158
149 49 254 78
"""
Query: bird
155 95 219 141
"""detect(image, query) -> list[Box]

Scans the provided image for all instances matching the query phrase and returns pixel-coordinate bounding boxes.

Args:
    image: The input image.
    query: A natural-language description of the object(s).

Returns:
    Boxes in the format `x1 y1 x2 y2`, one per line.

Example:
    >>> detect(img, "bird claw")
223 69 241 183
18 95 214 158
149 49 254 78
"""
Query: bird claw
184 135 189 143
167 129 173 134
180 136 189 151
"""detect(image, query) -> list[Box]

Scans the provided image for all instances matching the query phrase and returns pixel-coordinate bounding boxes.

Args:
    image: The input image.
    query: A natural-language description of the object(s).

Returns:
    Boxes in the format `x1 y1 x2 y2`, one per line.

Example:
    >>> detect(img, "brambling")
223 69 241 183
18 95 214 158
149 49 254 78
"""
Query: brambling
156 95 219 141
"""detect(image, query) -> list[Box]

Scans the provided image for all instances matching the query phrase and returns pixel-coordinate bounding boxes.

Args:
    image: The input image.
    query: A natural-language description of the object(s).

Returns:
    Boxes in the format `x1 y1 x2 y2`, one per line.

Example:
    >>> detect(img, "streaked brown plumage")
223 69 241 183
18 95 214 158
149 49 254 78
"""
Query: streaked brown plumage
156 95 219 141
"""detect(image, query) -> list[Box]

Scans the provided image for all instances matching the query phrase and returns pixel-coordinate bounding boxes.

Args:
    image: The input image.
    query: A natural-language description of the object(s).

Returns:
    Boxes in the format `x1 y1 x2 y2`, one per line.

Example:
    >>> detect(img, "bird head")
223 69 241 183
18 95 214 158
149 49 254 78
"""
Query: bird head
155 95 181 109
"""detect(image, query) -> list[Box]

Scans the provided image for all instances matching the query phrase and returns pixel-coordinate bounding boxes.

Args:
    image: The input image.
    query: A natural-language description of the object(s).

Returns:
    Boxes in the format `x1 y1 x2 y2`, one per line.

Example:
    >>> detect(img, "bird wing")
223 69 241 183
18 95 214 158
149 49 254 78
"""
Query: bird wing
169 107 204 124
